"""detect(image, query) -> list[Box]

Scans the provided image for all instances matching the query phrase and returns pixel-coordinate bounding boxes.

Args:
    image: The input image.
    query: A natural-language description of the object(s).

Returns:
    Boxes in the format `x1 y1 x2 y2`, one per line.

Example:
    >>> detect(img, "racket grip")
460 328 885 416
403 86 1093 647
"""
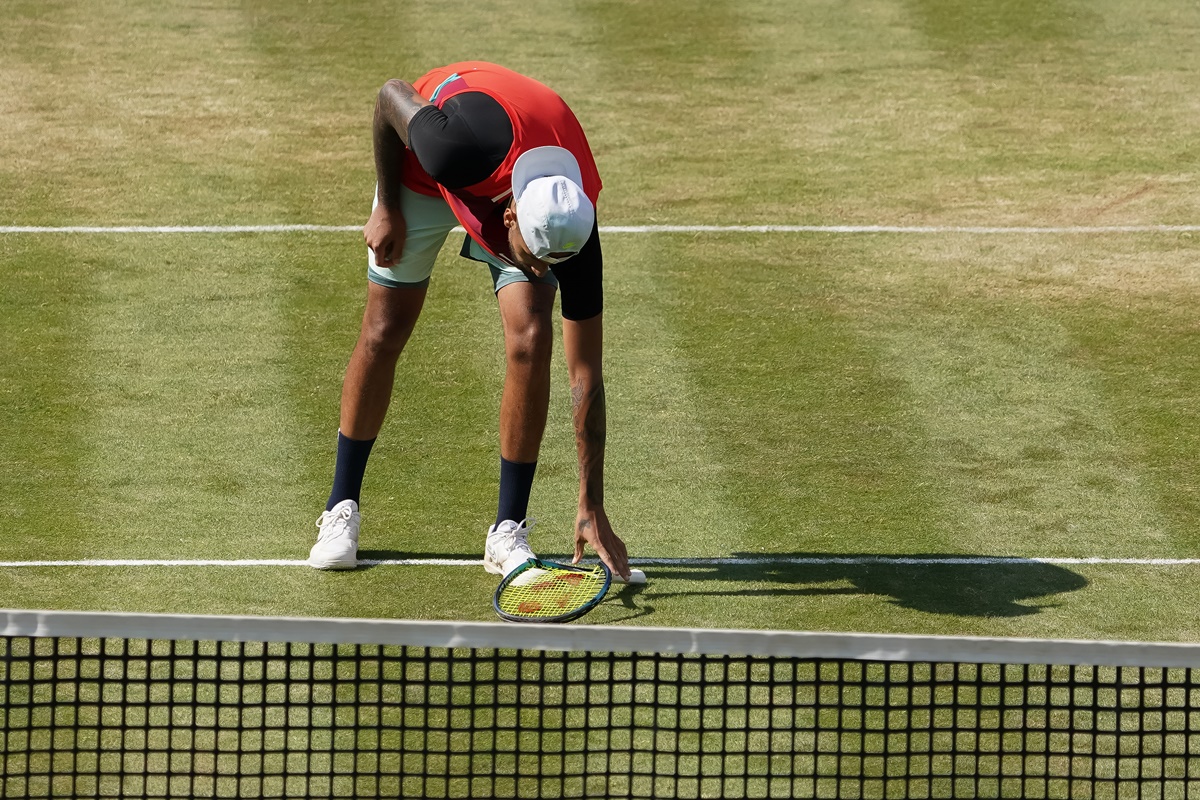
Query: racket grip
614 569 647 585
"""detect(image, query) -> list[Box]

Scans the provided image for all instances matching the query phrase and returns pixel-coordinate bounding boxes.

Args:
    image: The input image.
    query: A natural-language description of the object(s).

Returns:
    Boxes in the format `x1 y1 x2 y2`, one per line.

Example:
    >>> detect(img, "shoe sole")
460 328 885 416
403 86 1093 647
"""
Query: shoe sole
308 555 359 570
484 548 538 577
483 552 505 576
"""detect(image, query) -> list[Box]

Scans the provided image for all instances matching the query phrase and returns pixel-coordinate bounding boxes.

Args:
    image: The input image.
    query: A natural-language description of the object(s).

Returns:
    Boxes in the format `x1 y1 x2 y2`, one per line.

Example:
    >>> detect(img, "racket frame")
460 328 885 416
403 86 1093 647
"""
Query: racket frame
492 558 612 623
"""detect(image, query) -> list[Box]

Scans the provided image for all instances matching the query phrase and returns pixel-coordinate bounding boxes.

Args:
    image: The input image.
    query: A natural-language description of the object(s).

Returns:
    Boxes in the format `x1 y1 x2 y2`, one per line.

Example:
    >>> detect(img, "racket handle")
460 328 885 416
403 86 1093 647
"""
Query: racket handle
614 568 647 585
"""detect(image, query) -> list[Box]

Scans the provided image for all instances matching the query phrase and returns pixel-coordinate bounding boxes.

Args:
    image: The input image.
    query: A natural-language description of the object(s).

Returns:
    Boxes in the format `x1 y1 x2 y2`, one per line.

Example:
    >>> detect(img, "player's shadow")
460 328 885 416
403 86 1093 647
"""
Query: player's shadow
645 552 1089 618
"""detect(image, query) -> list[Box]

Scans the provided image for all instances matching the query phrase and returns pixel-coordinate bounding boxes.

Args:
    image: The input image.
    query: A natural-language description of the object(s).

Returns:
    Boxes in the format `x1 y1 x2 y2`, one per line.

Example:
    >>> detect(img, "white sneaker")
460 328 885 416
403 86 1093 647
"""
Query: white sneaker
484 518 537 577
309 499 361 570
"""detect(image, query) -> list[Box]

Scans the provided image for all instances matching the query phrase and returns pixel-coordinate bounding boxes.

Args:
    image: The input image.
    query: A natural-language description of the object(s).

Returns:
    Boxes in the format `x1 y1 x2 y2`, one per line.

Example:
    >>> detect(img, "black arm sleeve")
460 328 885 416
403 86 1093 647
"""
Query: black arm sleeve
407 93 514 189
551 219 603 321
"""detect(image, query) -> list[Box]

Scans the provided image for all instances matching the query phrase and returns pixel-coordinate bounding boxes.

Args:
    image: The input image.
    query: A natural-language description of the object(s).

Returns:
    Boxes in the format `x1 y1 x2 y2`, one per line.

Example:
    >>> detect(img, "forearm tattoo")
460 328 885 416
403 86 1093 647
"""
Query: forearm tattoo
572 380 606 505
373 80 431 206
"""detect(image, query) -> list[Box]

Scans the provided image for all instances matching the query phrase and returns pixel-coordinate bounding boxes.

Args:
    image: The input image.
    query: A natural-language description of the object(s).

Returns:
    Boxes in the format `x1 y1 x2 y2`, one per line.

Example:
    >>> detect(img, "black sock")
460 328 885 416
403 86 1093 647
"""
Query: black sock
327 431 376 511
495 457 537 526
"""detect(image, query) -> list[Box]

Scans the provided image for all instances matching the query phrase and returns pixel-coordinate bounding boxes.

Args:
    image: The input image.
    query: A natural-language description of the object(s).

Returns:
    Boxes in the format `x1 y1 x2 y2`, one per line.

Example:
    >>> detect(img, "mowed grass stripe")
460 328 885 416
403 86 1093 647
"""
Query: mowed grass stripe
867 301 1168 556
76 236 309 561
645 237 953 559
1065 302 1200 543
47 1 325 564
571 0 759 226
836 235 1198 559
0 242 89 561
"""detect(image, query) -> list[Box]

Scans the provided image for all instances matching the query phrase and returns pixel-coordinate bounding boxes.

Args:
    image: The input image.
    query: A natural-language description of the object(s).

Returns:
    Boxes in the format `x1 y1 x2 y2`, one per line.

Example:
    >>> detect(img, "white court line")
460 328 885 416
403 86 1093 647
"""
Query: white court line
0 225 359 234
2 224 1200 235
604 225 1200 234
1 556 1199 568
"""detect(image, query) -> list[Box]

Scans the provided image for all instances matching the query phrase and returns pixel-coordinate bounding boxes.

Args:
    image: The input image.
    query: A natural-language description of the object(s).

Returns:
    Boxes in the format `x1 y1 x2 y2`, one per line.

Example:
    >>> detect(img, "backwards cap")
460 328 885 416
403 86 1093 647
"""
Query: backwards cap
512 146 595 264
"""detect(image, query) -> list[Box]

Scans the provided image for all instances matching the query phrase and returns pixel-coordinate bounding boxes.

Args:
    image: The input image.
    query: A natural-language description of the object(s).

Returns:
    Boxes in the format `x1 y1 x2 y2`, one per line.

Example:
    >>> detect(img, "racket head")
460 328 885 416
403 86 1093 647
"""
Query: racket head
493 558 612 623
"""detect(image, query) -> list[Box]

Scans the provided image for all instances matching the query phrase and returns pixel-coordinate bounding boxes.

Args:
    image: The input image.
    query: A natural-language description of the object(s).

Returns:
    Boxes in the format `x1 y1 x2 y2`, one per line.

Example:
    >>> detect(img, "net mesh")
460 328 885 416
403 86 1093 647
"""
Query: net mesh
2 617 1199 799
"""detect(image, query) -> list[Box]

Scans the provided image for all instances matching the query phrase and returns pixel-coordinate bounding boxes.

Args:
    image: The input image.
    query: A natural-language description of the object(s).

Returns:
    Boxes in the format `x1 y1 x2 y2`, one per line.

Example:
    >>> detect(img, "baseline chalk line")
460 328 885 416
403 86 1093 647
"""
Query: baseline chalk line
1 556 1198 568
3 224 1199 235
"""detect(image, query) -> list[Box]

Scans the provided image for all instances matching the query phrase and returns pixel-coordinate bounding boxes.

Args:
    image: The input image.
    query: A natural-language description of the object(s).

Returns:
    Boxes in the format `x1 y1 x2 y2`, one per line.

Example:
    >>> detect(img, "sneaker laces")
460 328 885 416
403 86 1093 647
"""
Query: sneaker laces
495 517 536 555
315 504 356 542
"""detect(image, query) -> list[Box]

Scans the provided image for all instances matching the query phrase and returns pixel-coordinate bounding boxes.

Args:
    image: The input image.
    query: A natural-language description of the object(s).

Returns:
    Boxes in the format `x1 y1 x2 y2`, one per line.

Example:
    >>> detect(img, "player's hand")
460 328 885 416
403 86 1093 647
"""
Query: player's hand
572 503 630 581
363 204 406 268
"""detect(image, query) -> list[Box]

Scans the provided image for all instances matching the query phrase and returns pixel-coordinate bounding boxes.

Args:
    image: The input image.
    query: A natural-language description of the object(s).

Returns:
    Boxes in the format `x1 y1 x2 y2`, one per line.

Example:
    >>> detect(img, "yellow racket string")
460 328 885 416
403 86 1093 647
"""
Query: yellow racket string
496 564 607 619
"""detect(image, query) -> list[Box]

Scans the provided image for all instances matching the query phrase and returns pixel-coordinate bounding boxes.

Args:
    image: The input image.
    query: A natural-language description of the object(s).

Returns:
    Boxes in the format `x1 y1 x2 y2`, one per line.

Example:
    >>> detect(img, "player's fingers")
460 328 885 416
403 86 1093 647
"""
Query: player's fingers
595 543 631 582
592 543 612 571
610 550 631 581
572 536 585 565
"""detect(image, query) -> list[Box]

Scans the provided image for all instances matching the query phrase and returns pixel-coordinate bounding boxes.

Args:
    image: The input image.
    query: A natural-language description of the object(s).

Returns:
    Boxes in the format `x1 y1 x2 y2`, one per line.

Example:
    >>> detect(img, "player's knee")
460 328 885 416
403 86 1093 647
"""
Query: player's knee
504 321 552 367
360 312 417 358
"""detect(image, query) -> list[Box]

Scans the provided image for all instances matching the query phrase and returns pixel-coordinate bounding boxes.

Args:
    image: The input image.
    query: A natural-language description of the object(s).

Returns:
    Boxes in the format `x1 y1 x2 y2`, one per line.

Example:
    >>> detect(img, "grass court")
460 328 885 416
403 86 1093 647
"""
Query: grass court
3 0 1200 640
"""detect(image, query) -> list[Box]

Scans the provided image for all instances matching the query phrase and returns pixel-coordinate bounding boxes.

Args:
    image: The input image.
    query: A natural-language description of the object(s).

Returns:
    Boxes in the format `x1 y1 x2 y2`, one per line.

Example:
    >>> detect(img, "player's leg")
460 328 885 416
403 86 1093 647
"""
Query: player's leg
482 264 560 575
495 279 557 468
310 187 455 570
338 282 427 441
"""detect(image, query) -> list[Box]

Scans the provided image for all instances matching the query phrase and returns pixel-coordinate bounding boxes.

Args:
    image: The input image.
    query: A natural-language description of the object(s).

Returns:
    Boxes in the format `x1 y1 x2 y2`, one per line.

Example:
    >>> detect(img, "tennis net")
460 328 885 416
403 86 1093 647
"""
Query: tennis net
2 609 1199 799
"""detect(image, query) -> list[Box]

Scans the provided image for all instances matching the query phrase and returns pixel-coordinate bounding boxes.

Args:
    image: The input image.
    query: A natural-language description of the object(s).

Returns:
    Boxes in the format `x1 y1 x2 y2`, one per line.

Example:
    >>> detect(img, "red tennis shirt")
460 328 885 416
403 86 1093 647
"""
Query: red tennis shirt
401 61 603 264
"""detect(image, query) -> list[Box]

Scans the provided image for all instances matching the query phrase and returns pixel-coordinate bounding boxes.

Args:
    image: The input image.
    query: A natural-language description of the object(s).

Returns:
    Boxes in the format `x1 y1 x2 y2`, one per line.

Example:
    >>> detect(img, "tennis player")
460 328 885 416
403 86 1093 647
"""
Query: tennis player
308 62 631 582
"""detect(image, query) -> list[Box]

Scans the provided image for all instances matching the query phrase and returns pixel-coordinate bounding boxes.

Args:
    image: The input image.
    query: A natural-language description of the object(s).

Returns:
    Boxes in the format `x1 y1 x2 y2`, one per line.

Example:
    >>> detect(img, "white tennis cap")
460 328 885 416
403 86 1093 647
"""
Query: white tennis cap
512 146 595 263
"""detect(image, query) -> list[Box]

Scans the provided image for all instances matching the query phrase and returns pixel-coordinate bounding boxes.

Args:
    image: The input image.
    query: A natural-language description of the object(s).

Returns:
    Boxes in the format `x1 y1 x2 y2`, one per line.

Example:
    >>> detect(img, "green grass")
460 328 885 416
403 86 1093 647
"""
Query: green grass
3 0 1200 641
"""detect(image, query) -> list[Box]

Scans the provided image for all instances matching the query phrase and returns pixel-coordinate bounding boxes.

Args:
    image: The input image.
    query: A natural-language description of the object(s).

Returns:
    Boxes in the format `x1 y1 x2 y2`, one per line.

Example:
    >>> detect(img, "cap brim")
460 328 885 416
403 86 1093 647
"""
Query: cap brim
512 146 584 203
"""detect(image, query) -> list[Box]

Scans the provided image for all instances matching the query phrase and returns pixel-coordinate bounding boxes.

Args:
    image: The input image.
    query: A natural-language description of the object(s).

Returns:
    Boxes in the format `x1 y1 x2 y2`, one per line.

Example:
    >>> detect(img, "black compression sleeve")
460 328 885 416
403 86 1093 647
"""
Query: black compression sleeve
551 219 603 321
407 93 513 189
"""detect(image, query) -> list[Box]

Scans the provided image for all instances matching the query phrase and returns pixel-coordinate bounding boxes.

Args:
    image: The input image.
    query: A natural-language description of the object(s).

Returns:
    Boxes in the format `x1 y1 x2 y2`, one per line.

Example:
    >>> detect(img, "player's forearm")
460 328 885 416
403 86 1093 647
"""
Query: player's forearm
571 377 606 506
372 80 430 207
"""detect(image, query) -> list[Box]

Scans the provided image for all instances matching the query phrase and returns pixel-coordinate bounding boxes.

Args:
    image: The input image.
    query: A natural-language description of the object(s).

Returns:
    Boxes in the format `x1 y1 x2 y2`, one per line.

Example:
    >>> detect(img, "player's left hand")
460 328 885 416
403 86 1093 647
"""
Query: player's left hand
573 504 630 581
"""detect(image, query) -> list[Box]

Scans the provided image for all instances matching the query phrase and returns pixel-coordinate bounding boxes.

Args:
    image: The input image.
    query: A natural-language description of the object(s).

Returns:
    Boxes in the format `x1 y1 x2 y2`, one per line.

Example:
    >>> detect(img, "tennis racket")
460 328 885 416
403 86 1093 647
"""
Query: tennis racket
493 558 611 623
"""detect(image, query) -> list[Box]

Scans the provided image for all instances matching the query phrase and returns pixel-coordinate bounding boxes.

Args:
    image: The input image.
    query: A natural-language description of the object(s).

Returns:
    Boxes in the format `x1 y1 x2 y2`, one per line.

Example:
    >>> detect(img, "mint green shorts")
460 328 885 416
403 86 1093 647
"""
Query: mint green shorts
367 186 558 293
